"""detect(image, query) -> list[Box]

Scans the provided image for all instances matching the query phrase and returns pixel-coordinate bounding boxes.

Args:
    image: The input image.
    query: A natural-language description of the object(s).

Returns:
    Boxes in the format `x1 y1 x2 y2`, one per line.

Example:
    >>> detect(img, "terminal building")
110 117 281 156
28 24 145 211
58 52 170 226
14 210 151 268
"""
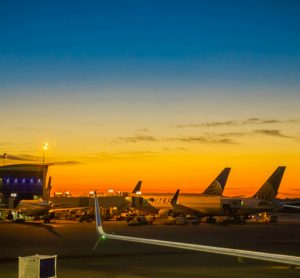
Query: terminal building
0 164 49 208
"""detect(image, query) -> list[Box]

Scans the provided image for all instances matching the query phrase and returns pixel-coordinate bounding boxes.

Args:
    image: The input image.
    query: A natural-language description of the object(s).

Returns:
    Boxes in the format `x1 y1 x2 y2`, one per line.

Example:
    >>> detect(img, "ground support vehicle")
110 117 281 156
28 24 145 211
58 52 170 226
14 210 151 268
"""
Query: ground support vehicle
125 216 153 226
164 216 186 225
117 213 138 221
185 216 200 225
254 212 278 223
79 212 95 222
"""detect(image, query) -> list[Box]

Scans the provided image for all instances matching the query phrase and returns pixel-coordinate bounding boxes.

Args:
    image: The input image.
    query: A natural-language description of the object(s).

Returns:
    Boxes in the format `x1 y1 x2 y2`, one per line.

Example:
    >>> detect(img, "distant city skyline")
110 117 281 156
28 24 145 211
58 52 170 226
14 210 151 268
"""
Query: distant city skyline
1 1 299 196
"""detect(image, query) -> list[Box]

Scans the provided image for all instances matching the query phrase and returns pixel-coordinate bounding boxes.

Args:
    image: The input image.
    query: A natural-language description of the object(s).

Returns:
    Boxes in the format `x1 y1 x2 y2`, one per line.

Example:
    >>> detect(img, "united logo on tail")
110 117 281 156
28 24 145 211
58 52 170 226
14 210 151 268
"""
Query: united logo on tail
253 167 286 201
203 168 231 195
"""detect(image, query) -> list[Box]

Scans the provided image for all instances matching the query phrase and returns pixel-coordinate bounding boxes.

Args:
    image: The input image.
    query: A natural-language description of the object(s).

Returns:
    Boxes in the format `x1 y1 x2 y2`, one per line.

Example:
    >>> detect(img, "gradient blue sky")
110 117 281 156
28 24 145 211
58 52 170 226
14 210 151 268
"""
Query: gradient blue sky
1 1 299 194
2 1 300 119
2 0 300 89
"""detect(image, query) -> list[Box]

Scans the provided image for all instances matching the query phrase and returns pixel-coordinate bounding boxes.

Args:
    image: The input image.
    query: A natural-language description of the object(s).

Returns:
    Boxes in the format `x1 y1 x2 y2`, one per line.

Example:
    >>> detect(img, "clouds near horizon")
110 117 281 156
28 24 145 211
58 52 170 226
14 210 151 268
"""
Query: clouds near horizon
171 118 299 129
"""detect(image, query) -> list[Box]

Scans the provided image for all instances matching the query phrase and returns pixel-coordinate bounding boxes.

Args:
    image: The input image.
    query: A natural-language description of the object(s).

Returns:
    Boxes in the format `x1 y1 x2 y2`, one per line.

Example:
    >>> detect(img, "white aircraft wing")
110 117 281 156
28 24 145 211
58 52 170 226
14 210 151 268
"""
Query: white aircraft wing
0 208 21 212
49 206 91 212
94 190 300 268
282 205 300 210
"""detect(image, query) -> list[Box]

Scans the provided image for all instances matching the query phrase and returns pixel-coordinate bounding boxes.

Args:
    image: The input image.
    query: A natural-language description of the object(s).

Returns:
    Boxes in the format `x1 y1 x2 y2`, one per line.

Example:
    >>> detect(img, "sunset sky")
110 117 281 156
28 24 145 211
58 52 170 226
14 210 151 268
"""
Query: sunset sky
1 1 299 197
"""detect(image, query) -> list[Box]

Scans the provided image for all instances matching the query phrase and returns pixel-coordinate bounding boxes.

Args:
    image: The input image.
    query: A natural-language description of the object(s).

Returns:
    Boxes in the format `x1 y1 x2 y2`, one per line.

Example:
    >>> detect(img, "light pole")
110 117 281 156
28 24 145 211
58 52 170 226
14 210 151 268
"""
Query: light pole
43 143 48 165
3 153 7 166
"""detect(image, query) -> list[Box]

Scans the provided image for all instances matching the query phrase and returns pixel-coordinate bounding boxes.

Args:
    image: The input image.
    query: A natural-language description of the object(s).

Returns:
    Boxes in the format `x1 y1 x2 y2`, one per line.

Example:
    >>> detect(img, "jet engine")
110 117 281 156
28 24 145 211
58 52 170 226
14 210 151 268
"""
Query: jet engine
158 208 175 219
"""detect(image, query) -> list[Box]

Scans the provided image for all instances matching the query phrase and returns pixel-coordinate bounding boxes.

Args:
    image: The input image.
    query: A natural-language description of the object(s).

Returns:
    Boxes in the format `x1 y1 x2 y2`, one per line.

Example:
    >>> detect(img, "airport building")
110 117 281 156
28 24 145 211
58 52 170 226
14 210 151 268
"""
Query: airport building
0 164 49 208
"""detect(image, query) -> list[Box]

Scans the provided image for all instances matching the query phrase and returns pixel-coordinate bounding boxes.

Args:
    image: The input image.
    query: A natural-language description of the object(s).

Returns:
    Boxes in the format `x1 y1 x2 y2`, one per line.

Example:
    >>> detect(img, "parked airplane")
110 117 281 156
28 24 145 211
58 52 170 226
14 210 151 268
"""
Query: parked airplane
171 166 287 224
235 166 286 218
131 168 231 218
93 190 300 269
0 177 89 223
170 189 242 223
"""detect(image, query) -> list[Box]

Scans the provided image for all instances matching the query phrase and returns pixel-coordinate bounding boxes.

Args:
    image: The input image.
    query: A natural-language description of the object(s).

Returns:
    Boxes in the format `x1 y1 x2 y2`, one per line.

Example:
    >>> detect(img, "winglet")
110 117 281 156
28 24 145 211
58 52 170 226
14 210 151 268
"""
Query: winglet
132 181 142 193
171 190 180 207
94 190 106 237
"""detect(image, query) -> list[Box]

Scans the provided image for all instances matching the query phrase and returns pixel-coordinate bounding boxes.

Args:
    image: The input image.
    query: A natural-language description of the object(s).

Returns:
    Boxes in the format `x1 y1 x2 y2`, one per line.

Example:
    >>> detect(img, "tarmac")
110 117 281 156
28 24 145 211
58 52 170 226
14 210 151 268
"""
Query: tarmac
1 215 300 277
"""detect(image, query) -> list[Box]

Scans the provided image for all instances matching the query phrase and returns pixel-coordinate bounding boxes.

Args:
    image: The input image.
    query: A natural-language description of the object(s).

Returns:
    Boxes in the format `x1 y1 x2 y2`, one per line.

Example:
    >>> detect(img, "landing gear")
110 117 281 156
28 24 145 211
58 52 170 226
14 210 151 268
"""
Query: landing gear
206 217 216 224
16 219 25 223
239 217 246 225
44 216 51 223
16 213 25 223
223 216 246 226
222 204 245 226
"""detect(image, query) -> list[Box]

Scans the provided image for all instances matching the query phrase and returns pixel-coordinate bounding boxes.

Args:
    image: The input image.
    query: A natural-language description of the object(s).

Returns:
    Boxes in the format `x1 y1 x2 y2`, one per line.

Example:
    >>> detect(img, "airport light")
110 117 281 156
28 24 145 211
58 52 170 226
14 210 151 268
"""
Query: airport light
43 143 48 165
3 153 7 166
136 191 142 195
108 189 113 193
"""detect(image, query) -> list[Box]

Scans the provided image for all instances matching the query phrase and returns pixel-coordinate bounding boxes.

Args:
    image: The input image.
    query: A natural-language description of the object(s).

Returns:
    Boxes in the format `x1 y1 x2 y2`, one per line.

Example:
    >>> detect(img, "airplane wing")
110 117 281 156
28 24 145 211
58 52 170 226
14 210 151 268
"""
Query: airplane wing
231 195 246 198
53 203 80 207
282 205 300 210
0 208 21 212
279 200 300 205
49 207 91 213
93 190 300 268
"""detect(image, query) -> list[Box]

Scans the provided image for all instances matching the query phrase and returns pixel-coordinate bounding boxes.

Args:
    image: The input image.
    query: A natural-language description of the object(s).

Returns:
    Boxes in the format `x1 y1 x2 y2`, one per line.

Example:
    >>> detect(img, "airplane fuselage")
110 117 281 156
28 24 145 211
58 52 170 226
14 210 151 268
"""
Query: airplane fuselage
235 197 276 216
135 194 277 218
18 200 51 216
134 194 241 217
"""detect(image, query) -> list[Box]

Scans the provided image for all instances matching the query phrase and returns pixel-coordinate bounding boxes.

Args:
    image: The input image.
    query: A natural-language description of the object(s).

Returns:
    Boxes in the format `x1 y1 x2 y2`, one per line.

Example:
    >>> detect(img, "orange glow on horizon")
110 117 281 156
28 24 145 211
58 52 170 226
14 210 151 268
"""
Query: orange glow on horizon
42 151 300 198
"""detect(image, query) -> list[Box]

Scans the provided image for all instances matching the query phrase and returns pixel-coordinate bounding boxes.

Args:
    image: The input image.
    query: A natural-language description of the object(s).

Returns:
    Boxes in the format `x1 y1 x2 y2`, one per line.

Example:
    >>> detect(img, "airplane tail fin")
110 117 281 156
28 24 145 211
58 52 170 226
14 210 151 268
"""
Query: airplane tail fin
203 168 231 195
253 167 286 201
171 190 180 207
132 181 142 193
